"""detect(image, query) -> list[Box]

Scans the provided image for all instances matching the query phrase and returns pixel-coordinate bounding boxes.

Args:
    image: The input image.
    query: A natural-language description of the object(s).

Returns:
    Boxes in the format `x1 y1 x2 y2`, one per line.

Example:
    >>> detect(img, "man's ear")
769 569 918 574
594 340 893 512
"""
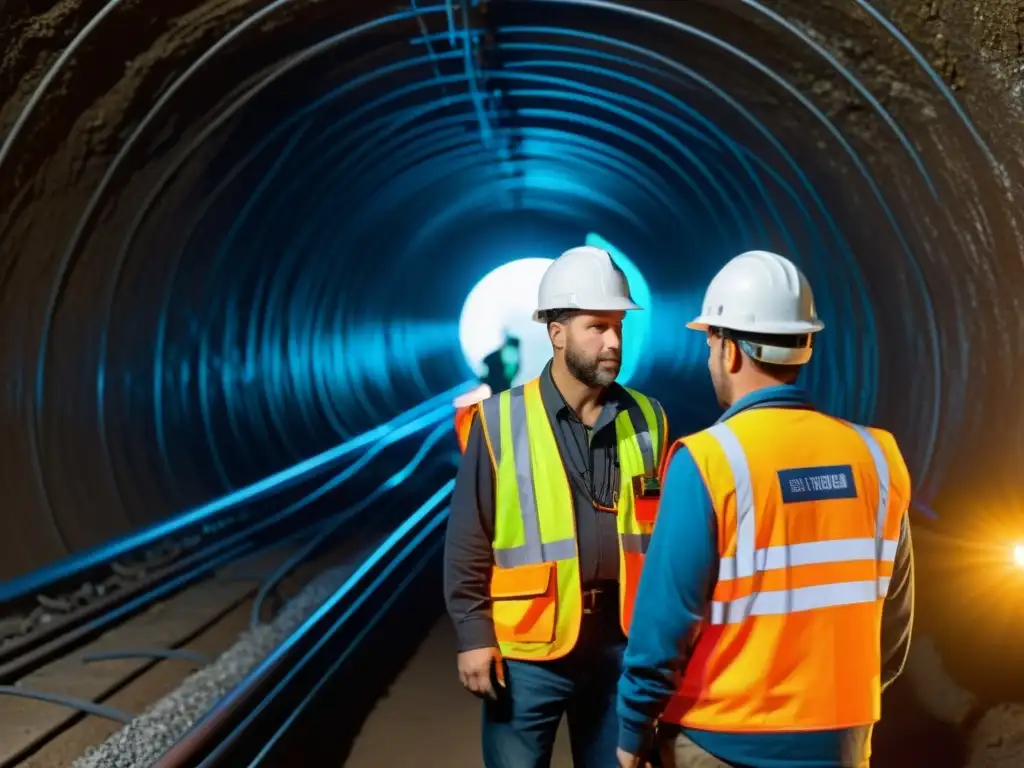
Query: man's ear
724 339 741 373
548 321 566 351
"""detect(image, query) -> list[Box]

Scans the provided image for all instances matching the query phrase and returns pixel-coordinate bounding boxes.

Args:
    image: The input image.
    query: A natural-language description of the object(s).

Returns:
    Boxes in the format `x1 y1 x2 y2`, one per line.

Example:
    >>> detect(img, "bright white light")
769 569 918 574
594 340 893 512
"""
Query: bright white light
586 232 651 385
453 383 492 409
458 244 652 389
1014 544 1024 568
458 258 554 388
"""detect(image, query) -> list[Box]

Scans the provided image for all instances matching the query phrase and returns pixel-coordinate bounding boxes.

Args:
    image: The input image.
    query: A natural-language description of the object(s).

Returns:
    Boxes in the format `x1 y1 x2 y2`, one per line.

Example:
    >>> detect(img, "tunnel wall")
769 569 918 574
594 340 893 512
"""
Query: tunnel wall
1 0 1023 586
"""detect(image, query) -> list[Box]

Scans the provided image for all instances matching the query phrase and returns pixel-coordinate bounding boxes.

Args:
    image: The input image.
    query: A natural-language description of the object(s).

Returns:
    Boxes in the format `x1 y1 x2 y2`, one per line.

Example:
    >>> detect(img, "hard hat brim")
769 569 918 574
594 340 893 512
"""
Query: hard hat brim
533 297 643 323
686 315 825 334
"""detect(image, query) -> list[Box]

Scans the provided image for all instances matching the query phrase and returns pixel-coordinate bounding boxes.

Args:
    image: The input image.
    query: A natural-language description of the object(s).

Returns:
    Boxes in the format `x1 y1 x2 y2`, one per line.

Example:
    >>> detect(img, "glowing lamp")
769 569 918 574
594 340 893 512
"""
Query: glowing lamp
1013 543 1024 569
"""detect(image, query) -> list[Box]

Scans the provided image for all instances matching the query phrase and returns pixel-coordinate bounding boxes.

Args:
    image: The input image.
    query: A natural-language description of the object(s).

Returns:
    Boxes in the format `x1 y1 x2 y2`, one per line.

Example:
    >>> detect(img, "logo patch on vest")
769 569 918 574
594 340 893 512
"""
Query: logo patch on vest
778 465 857 503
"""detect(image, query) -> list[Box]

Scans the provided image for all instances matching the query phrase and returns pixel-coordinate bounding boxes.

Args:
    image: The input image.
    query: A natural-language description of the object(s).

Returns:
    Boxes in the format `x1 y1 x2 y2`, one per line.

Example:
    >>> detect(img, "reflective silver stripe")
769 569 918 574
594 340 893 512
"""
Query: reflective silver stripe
507 387 545 567
626 406 656 475
480 395 502 465
489 387 662 569
848 424 891 597
620 532 651 554
706 423 756 579
494 536 576 568
485 386 577 568
652 399 666 465
709 419 898 624
718 537 899 580
651 398 666 437
711 578 892 625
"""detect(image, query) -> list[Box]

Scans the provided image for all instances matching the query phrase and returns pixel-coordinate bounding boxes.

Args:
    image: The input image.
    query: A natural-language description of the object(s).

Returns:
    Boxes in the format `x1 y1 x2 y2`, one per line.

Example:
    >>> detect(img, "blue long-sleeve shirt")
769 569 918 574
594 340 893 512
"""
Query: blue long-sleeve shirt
617 385 915 767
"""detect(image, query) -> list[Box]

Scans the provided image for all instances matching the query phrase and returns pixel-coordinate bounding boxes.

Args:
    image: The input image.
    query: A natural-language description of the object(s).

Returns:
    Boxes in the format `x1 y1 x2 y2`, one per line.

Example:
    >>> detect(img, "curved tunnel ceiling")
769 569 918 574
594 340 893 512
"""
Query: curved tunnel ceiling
1 0 1023 581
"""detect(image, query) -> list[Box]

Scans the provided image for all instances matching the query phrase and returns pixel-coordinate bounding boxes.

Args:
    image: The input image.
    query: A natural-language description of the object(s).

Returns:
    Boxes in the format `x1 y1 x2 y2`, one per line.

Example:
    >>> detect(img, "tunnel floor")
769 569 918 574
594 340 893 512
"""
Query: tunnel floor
346 618 574 767
341 613 969 768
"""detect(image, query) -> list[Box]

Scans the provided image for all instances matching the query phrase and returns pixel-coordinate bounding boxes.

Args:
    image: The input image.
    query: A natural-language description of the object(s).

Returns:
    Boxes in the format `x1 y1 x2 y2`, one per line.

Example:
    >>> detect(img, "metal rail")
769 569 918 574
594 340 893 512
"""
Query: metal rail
0 540 253 686
0 392 464 766
0 475 446 768
0 391 467 682
153 480 454 767
1 381 470 608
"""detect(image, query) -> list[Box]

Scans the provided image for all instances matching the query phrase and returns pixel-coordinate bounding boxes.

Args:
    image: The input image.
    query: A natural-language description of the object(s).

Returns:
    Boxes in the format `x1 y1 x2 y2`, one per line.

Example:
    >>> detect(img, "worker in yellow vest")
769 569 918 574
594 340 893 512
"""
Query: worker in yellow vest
444 245 669 768
616 251 915 768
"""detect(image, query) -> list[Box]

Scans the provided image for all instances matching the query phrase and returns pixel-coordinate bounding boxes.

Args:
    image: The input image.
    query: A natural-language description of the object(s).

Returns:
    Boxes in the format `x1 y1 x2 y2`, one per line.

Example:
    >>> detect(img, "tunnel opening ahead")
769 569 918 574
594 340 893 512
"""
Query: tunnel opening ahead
459 256 554 387
2 0 1024 763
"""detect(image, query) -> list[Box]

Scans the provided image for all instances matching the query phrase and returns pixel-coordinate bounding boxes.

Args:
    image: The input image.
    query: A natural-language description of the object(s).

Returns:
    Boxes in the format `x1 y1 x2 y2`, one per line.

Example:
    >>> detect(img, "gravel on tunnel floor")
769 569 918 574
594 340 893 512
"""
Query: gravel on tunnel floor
71 555 372 768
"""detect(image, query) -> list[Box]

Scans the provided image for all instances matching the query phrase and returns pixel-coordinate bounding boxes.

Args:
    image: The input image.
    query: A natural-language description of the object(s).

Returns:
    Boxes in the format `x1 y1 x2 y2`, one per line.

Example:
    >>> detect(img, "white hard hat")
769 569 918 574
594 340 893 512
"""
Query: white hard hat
687 250 824 365
533 246 642 322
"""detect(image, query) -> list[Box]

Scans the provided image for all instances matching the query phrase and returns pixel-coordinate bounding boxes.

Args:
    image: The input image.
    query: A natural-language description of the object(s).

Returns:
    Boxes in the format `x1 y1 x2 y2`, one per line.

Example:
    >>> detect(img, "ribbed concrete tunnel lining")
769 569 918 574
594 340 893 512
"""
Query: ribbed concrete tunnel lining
1 0 1024 740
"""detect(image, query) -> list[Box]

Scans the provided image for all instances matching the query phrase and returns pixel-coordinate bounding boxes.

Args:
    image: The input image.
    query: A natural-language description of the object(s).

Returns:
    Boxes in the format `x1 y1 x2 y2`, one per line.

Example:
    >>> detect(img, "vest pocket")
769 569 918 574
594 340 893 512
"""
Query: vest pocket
490 561 557 643
634 497 658 525
631 474 661 525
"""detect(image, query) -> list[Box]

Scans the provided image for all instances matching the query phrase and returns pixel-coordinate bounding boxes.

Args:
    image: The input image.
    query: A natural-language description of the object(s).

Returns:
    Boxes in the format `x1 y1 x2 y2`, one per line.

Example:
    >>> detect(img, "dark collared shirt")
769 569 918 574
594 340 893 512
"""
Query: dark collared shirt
444 360 657 652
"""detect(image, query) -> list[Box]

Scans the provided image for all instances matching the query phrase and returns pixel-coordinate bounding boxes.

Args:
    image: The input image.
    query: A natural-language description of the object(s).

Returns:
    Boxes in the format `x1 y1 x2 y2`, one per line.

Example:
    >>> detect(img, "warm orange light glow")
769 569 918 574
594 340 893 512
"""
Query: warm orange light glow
1013 544 1024 568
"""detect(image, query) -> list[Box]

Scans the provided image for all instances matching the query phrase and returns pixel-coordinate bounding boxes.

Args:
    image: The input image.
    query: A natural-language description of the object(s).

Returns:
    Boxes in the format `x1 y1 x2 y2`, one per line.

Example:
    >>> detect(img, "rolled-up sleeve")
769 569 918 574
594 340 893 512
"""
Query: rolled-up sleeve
617 446 717 755
443 416 499 652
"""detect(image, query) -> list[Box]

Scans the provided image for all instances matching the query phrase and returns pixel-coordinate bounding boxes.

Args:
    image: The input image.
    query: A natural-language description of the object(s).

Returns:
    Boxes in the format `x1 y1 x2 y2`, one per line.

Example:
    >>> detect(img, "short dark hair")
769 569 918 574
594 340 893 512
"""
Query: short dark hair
710 326 807 383
541 308 578 326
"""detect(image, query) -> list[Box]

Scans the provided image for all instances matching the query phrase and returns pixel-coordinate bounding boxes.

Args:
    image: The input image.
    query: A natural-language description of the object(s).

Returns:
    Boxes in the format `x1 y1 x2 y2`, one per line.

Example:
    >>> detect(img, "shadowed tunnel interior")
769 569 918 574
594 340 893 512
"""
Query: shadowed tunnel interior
2 0 1024 760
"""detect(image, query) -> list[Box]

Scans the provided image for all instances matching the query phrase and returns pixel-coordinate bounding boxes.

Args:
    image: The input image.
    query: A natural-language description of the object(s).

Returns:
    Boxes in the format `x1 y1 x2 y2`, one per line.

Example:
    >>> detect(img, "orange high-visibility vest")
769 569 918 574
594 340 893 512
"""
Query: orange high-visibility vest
661 406 909 732
477 378 668 661
454 406 475 453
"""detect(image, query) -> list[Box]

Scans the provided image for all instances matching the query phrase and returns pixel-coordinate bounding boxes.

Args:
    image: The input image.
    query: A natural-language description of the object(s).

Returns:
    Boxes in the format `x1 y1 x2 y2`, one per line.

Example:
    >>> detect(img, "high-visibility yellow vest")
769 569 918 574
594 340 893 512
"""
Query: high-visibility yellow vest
476 377 667 661
660 406 910 732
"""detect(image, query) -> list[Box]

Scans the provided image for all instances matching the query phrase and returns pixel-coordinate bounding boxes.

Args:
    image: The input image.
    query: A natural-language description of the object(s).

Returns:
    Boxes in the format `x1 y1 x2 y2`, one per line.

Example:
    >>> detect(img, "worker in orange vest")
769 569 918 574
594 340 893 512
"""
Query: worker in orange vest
454 334 522 452
616 251 915 768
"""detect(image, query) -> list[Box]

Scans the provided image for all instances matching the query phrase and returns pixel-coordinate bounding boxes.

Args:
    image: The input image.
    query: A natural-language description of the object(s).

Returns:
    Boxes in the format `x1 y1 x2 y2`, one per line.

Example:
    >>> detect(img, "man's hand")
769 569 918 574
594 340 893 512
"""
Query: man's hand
616 747 648 768
457 646 505 700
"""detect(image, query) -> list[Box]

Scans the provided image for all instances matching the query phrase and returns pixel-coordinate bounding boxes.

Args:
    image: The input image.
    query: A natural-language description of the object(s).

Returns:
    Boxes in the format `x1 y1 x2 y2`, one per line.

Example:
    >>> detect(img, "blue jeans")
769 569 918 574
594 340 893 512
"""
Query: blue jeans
481 615 626 768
